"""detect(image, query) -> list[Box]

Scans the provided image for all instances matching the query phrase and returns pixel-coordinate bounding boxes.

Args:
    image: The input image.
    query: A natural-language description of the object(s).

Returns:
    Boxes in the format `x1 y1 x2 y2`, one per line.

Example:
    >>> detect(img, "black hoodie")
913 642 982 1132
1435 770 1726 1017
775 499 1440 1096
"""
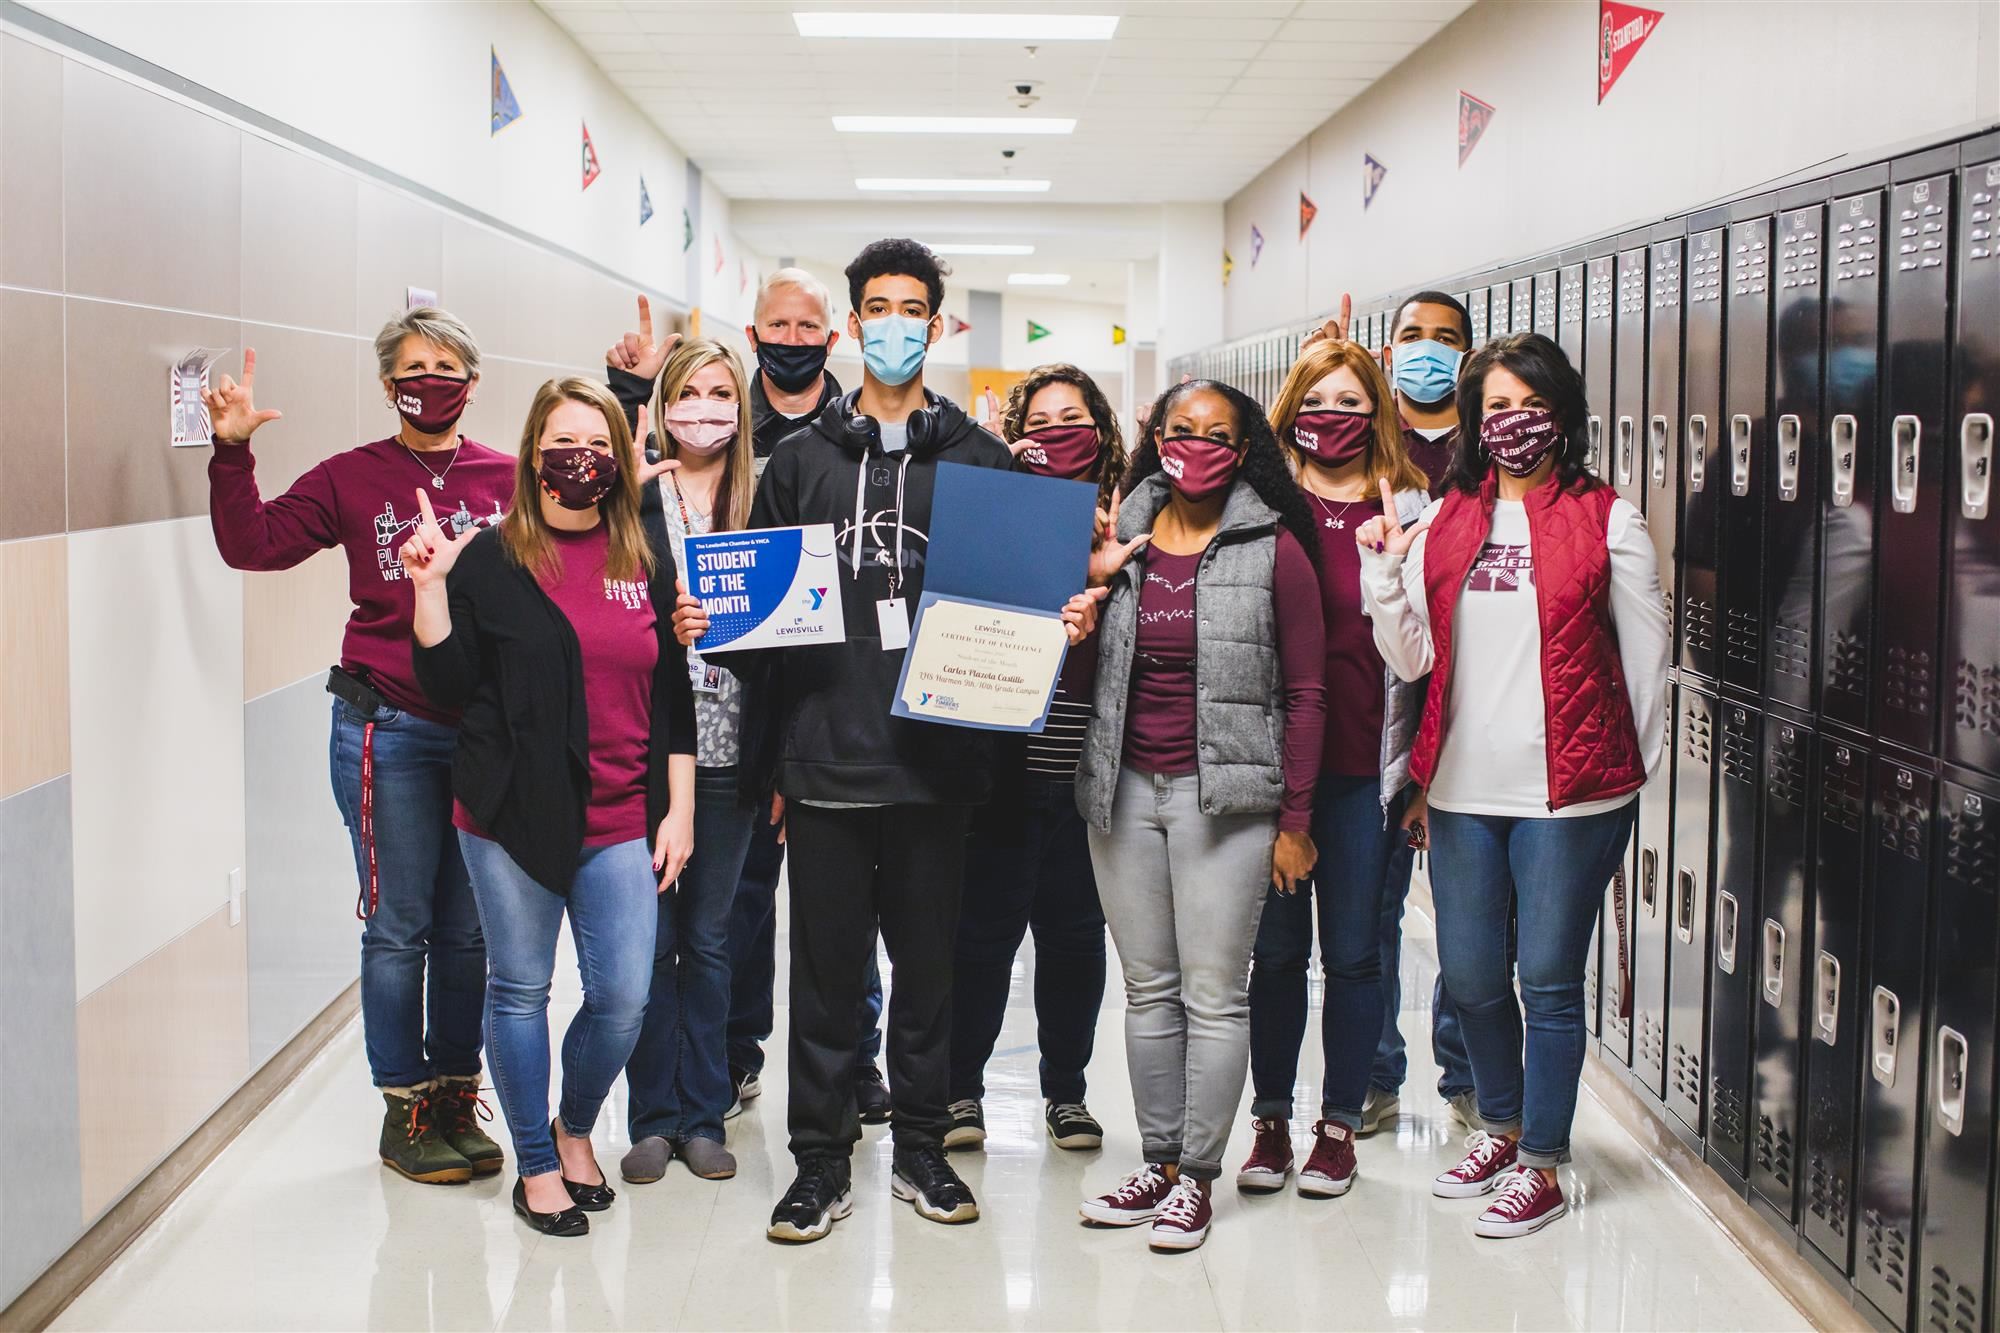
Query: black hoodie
735 388 1013 805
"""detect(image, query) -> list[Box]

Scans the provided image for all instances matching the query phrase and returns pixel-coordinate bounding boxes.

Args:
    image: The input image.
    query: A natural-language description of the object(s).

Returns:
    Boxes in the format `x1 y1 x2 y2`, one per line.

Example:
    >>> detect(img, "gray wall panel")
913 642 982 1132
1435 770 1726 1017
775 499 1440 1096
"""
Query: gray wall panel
1 35 64 290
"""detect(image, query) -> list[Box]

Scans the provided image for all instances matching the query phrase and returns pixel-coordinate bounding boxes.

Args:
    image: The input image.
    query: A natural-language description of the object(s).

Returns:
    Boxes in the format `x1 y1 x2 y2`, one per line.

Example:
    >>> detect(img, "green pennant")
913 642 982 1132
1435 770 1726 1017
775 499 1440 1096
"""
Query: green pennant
1027 319 1051 342
682 207 693 252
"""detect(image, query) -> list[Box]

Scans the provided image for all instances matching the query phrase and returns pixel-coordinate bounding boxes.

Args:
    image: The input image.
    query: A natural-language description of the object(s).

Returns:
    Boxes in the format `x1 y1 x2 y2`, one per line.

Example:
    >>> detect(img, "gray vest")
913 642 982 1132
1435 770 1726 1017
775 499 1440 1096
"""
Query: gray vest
1076 472 1287 832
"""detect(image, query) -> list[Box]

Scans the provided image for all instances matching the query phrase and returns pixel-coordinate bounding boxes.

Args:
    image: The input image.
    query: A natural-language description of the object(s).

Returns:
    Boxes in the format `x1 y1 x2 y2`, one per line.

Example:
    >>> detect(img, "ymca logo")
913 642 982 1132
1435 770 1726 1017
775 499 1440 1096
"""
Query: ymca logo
919 692 933 705
808 587 828 610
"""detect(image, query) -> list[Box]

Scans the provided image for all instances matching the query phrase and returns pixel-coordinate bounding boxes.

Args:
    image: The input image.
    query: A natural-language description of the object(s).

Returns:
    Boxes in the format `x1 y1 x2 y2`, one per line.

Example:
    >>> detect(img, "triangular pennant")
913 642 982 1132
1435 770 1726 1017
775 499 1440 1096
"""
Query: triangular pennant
1457 91 1495 167
1222 250 1234 285
639 175 654 226
1250 224 1265 266
580 121 601 189
1298 192 1318 239
740 260 750 294
1598 1 1664 103
1112 324 1127 346
490 48 522 135
947 315 971 337
712 235 724 276
1363 154 1389 208
1026 319 1051 343
681 207 693 252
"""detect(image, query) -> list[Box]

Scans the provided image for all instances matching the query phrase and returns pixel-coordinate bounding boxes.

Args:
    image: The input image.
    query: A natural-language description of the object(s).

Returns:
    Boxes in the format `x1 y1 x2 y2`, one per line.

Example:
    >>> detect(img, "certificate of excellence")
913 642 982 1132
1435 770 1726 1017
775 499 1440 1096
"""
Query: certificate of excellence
892 594 1069 732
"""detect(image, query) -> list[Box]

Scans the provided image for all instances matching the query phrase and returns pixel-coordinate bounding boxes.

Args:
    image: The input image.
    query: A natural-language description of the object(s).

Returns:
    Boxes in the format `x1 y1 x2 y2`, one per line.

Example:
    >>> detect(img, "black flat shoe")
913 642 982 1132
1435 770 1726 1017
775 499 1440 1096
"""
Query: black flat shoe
513 1177 589 1237
551 1119 615 1210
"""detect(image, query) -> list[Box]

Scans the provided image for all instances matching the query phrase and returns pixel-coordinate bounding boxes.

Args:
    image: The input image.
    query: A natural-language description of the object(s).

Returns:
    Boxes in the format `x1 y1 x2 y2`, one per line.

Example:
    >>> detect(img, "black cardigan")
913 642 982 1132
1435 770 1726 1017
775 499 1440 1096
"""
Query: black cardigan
412 509 697 895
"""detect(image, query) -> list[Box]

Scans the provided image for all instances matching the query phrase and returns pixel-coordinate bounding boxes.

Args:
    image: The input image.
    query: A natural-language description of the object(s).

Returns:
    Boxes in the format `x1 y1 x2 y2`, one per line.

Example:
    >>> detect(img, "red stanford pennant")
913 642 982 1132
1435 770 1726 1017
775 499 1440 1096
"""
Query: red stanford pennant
1598 1 1663 103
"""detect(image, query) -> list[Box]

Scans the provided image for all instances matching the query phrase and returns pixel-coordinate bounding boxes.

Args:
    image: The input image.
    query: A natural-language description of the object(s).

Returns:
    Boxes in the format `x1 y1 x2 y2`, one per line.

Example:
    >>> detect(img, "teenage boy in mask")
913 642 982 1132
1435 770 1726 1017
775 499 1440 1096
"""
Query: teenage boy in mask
1363 290 1481 1135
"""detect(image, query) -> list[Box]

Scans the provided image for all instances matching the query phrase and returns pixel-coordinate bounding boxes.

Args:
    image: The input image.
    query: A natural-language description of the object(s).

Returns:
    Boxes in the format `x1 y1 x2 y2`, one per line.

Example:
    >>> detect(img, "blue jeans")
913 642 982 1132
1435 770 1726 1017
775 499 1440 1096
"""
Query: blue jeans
328 700 485 1088
725 811 883 1077
460 832 658 1178
626 767 756 1145
1248 776 1401 1129
1426 799 1638 1168
1372 837 1477 1099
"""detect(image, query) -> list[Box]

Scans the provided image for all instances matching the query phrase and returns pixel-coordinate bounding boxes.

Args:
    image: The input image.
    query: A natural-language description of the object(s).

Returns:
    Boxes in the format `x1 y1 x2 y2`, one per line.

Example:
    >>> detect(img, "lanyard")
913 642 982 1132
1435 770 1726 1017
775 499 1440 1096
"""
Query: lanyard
850 449 911 599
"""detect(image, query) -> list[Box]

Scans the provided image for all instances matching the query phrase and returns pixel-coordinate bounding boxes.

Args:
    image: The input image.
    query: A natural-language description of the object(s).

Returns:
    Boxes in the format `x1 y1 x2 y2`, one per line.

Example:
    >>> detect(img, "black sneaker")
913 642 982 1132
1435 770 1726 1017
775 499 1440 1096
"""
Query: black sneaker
767 1156 853 1244
944 1098 986 1151
855 1065 892 1125
891 1144 980 1224
1046 1101 1104 1151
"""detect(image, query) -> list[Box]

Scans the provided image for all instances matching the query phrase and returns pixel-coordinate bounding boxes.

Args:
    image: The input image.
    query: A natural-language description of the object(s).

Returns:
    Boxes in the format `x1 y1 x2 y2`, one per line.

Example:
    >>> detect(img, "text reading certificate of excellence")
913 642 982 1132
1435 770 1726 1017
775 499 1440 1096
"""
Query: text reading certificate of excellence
896 596 1070 730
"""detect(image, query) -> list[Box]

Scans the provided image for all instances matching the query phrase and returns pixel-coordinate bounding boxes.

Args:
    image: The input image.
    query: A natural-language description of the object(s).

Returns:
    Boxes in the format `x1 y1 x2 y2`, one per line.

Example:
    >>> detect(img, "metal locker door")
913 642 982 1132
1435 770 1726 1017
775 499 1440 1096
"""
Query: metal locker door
1647 228 1686 632
1823 174 1889 733
1854 753 1936 1331
1512 277 1535 337
1558 258 1587 373
1915 771 1996 1333
1946 145 2000 777
1488 280 1511 336
1667 683 1718 1149
1681 221 1728 685
1705 699 1762 1191
1721 206 1775 700
1468 286 1489 347
1584 251 1617 481
1533 269 1559 340
1614 238 1650 513
1633 673 1677 1100
1766 195 1828 712
1802 735 1869 1279
1750 712 1813 1225
1875 157 1956 756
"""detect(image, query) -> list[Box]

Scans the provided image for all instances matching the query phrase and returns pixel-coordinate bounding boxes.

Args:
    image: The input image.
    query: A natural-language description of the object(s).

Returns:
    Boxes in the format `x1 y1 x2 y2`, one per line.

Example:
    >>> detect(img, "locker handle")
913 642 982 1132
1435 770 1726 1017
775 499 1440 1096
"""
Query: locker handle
1675 868 1696 943
1716 890 1739 975
1776 414 1802 502
1730 414 1754 497
1962 413 1993 520
1616 415 1637 486
1649 415 1670 487
1815 951 1841 1046
1640 847 1659 917
1760 920 1786 1006
1936 1026 1969 1136
1587 414 1604 477
1687 415 1709 492
1890 414 1922 513
1829 414 1858 508
1871 986 1900 1087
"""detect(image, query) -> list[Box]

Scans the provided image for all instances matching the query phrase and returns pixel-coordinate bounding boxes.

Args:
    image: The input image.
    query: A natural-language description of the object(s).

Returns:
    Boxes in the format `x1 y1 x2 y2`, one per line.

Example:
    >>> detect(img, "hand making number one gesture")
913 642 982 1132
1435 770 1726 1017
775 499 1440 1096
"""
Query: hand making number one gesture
605 294 681 383
202 348 283 445
397 488 477 590
1353 477 1430 557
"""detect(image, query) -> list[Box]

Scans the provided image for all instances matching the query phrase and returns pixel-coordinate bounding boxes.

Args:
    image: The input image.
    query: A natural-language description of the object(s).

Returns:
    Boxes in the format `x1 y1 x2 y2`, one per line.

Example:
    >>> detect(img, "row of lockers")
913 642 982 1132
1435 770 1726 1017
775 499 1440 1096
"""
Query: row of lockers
1174 125 2000 1332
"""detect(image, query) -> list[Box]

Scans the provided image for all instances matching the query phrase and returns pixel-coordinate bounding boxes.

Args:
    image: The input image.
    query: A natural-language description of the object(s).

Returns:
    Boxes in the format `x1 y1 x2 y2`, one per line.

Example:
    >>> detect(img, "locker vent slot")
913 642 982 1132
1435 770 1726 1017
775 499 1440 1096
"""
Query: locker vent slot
1944 794 1994 889
1681 705 1713 764
1726 606 1763 670
1953 660 2000 740
1637 1011 1665 1076
1684 597 1715 655
1710 1080 1745 1147
1877 781 1928 861
1754 1113 1794 1187
1720 718 1757 785
1671 1042 1703 1106
1768 729 1807 803
1807 1148 1850 1235
1821 754 1865 832
1772 621 1812 681
1829 630 1869 700
1925 1265 1980 1333
1863 1210 1909 1294
1883 645 1936 721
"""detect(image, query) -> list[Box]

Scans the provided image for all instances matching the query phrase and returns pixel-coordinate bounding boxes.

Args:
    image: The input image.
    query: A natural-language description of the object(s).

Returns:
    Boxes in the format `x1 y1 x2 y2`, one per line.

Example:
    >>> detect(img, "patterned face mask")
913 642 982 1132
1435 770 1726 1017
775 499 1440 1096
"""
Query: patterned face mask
537 445 619 510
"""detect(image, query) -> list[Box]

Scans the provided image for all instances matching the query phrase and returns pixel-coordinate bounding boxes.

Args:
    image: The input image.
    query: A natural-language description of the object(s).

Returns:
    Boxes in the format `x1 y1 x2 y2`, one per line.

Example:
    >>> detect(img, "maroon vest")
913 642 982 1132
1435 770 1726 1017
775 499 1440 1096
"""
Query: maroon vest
1409 473 1645 811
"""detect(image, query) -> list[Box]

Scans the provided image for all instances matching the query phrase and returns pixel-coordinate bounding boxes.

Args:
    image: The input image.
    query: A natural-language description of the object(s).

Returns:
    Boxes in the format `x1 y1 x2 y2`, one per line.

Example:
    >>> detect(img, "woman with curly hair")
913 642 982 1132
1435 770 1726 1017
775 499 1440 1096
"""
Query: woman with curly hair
945 364 1137 1157
1073 379 1326 1252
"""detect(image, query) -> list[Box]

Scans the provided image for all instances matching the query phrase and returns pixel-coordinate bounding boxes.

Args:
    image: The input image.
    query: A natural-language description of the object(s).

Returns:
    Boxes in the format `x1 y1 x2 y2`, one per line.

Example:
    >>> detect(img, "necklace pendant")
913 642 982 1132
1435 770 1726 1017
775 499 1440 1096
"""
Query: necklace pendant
431 476 444 489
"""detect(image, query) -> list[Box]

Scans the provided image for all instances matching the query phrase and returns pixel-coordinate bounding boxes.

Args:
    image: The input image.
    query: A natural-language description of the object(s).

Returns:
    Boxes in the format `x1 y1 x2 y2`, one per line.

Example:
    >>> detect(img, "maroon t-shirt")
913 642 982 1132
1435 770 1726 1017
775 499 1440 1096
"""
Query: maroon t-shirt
1308 494 1389 776
1401 422 1459 499
1122 531 1326 832
208 437 515 723
543 525 658 844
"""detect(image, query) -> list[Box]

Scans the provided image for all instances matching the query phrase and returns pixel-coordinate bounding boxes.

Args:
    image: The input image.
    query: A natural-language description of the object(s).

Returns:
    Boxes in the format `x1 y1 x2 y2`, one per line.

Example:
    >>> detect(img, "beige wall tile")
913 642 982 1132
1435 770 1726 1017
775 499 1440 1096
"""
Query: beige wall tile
235 326 361 495
241 135 357 334
243 550 349 700
69 518 244 999
75 904 248 1220
355 182 443 339
440 216 531 364
0 289 68 540
1 36 64 290
0 536 70 796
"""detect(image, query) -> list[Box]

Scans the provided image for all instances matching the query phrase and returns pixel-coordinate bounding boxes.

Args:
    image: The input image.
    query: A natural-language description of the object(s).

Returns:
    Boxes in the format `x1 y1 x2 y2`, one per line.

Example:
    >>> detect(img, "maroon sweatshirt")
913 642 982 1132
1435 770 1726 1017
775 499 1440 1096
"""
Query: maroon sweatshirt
208 437 515 724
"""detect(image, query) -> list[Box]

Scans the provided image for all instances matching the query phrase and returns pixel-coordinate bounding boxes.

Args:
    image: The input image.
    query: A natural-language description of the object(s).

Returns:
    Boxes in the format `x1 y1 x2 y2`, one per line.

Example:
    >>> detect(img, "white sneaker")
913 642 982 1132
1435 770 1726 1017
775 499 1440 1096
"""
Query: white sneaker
1446 1090 1478 1132
1358 1087 1400 1136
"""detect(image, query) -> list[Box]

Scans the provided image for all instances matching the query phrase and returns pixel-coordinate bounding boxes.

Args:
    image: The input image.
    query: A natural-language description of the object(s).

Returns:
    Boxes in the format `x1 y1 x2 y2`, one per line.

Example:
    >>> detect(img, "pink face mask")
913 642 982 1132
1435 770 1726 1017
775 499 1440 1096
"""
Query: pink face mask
1158 434 1241 503
1016 423 1101 479
662 400 739 455
1290 409 1372 466
1480 407 1563 476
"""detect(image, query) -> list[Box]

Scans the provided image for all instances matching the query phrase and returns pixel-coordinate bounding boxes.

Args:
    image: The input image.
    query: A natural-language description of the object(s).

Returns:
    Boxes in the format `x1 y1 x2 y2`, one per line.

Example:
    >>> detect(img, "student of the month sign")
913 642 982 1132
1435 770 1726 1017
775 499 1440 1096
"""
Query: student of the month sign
681 524 845 652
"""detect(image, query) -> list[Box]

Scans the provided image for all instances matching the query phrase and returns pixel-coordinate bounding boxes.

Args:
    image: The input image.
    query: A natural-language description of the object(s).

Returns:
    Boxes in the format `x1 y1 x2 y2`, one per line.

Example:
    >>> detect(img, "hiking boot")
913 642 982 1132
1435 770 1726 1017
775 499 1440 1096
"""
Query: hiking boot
379 1084 474 1184
435 1076 505 1176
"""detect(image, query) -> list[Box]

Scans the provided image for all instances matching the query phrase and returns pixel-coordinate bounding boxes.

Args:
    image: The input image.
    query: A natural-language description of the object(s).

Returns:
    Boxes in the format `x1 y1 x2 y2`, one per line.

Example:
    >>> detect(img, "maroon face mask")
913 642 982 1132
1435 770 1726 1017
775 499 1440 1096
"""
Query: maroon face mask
1016 423 1101 479
1291 409 1372 466
537 445 619 510
392 374 473 435
1480 407 1563 477
1158 434 1241 503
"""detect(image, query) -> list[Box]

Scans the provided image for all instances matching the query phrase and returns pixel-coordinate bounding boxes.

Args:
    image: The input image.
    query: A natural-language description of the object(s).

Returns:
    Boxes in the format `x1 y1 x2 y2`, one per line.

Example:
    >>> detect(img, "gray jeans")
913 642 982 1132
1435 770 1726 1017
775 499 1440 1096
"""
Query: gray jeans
1087 767 1276 1181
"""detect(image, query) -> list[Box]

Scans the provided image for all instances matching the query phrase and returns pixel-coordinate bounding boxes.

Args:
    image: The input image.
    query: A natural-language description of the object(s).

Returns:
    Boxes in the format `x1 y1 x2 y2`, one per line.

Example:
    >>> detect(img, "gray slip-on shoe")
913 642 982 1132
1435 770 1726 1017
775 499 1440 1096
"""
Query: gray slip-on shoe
620 1135 673 1184
677 1136 738 1180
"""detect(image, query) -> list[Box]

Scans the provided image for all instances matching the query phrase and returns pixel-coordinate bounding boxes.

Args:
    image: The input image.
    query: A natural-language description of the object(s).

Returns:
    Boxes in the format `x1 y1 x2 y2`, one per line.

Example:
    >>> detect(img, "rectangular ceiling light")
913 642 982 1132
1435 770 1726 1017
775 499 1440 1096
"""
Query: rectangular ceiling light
856 177 1051 192
929 243 1036 256
1007 273 1071 286
834 115 1075 135
796 13 1118 40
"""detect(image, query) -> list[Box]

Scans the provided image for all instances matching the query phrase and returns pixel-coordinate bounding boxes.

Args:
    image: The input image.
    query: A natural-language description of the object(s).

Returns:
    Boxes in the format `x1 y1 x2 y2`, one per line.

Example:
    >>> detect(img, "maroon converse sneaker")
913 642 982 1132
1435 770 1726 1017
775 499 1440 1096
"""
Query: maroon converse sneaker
1433 1130 1520 1198
1149 1179 1212 1252
1474 1166 1568 1238
1080 1164 1174 1227
1234 1117 1293 1192
1297 1120 1358 1198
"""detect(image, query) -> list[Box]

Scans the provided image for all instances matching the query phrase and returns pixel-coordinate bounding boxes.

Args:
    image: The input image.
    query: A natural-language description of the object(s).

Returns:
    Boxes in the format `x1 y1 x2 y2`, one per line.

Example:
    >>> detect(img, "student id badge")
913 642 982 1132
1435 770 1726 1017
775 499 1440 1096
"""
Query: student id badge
688 651 724 694
877 597 910 651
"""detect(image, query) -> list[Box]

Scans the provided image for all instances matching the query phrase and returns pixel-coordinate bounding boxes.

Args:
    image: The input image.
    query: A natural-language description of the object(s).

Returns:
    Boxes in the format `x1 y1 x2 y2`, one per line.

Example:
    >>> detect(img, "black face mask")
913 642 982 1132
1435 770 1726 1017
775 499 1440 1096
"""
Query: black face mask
753 338 831 395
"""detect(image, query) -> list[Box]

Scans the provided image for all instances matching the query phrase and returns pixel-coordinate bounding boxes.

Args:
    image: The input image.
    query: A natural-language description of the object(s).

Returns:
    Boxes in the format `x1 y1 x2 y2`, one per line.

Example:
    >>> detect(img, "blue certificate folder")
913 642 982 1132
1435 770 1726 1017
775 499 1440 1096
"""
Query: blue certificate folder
890 462 1097 732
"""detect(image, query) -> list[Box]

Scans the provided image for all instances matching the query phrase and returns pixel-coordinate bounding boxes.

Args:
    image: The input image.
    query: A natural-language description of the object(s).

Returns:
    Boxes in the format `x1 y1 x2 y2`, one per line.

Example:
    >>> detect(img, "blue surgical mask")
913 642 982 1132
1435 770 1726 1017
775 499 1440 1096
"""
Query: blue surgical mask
1391 339 1463 405
860 314 932 387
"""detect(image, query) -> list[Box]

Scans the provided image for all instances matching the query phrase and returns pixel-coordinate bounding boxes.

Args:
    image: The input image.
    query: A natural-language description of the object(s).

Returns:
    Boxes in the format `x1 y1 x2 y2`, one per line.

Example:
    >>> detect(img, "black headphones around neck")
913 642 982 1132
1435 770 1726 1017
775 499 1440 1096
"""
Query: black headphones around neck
833 391 944 455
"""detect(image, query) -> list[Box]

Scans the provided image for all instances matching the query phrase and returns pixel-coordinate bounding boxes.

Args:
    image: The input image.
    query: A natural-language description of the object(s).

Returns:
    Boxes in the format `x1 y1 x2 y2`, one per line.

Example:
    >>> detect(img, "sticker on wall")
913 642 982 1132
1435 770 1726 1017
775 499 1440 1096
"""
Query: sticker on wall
490 48 522 135
1027 320 1052 343
682 207 694 252
1222 249 1234 285
581 121 602 189
1298 192 1318 239
1598 1 1663 103
639 176 654 225
1112 324 1127 346
1250 224 1265 267
947 314 972 337
405 286 439 311
169 347 230 448
1363 154 1389 208
1457 91 1495 167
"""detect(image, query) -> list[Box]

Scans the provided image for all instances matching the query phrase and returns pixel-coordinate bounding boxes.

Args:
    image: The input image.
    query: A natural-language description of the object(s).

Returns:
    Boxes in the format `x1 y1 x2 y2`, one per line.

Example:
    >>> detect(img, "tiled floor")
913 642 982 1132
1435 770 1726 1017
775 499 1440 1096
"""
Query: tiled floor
55 895 1809 1331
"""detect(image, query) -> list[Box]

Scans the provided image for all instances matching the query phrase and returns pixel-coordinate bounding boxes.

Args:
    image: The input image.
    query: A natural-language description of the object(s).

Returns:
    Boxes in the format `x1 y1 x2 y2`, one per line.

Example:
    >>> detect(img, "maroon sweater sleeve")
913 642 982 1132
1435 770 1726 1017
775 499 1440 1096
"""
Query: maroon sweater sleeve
1273 529 1327 832
207 443 340 572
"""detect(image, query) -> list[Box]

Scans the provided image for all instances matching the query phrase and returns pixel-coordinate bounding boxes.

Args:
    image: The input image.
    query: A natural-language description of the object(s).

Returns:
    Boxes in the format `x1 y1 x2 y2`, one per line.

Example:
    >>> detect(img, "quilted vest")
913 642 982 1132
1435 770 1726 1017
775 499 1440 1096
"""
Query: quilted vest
1408 473 1645 811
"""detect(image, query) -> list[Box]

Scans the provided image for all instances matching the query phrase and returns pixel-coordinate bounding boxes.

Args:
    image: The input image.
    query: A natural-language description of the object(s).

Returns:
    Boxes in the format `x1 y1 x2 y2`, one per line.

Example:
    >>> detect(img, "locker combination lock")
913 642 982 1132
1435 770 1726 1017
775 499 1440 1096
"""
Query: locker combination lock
1686 415 1709 492
1729 415 1754 497
1936 1026 1969 1137
1828 414 1858 508
1616 416 1636 486
1871 986 1900 1087
1890 414 1922 513
1649 416 1670 487
1776 414 1802 502
1716 890 1739 975
1963 413 1993 520
1815 951 1841 1046
1761 919 1786 1007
